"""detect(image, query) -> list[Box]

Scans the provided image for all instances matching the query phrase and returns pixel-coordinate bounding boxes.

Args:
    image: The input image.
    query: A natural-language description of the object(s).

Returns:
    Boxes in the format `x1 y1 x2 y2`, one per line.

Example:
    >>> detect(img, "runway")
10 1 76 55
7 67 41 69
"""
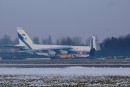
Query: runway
1 64 130 68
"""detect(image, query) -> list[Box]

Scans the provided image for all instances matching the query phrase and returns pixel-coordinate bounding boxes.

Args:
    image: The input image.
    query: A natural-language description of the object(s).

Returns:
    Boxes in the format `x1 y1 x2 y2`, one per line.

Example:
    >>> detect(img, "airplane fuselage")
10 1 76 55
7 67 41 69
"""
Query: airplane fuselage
32 44 91 51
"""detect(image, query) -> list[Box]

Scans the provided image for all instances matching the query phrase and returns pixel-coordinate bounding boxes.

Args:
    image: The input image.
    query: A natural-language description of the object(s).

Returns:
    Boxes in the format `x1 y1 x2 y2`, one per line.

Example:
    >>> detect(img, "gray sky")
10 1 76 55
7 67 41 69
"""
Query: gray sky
0 0 130 43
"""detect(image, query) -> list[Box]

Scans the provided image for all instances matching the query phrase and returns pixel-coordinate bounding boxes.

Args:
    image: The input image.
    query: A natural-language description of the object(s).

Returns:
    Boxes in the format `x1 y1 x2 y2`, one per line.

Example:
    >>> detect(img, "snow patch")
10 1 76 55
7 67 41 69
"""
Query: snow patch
0 67 130 76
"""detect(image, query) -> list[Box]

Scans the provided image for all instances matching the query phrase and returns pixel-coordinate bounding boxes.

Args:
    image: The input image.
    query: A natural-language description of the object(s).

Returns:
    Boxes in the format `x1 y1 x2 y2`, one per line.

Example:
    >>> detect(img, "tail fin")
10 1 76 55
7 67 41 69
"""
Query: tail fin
17 27 33 49
90 36 100 51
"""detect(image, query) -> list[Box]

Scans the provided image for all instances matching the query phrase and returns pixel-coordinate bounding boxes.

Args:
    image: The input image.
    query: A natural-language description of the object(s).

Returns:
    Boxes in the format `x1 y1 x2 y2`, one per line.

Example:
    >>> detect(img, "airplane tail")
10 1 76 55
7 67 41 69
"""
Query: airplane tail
17 27 33 50
90 36 100 51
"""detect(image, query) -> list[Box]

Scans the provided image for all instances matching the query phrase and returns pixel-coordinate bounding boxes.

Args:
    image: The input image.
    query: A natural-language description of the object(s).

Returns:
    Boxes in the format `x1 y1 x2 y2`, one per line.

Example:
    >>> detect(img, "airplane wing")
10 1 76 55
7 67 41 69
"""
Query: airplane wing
6 44 26 48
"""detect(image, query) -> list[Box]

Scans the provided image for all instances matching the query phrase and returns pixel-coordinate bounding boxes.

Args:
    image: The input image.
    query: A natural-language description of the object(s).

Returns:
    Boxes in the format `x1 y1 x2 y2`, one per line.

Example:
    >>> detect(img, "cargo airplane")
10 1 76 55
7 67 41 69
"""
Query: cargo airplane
14 27 99 58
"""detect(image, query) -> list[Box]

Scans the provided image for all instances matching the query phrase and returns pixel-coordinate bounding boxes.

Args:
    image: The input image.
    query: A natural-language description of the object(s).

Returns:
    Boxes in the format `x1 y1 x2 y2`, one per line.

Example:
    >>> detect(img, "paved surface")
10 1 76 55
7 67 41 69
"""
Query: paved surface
0 64 130 68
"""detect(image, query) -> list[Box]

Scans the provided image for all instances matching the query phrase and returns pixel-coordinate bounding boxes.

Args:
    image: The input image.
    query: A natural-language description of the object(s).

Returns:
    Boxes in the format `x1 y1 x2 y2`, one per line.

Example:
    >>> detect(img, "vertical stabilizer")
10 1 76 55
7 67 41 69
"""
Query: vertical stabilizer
90 36 96 50
90 36 100 51
17 27 33 49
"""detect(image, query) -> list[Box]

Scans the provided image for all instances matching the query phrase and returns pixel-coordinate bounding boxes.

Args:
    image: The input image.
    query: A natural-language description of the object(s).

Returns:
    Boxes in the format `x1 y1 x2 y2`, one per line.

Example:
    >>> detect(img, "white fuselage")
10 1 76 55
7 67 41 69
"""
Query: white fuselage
31 44 91 52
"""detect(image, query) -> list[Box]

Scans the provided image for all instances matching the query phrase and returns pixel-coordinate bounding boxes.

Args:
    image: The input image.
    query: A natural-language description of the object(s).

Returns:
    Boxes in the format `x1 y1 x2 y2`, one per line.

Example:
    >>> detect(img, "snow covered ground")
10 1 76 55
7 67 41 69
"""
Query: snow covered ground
0 66 130 76
0 67 130 86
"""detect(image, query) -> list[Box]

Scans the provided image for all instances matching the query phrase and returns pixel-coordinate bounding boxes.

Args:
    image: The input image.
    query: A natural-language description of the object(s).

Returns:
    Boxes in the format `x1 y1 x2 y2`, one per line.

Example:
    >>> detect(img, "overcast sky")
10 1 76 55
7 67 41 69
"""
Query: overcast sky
0 0 130 43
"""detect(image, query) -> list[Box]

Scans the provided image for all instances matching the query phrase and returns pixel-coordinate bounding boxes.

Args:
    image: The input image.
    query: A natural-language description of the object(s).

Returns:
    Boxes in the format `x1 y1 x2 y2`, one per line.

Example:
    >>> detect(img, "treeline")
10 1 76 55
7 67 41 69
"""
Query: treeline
33 35 87 46
1 34 130 56
0 35 18 48
0 35 88 48
98 34 130 56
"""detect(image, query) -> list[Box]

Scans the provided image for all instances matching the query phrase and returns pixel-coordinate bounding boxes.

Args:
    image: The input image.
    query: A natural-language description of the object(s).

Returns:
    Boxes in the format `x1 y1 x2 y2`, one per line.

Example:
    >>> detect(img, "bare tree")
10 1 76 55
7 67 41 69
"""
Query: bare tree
33 37 40 44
